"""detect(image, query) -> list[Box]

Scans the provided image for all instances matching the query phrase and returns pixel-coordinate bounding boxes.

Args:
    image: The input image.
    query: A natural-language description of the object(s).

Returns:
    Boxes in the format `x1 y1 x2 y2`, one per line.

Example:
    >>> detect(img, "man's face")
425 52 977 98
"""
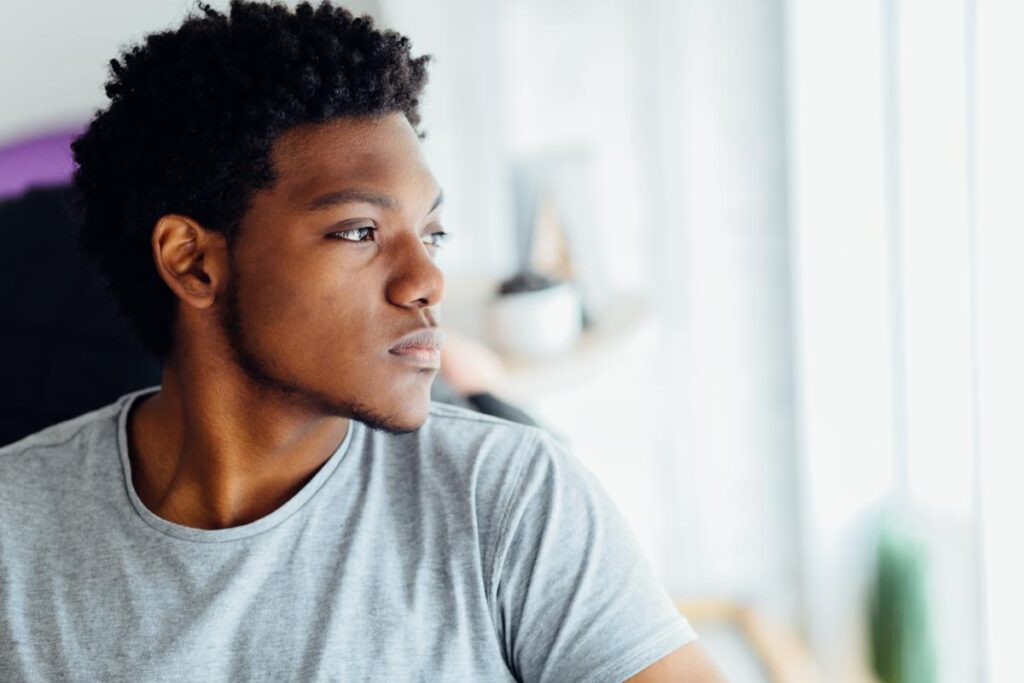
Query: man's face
218 113 446 434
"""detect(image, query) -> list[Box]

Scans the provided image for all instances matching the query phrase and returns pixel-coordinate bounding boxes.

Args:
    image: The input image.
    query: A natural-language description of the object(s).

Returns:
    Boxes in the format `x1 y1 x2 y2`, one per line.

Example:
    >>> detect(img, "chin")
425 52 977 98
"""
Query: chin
350 389 432 436
356 409 428 436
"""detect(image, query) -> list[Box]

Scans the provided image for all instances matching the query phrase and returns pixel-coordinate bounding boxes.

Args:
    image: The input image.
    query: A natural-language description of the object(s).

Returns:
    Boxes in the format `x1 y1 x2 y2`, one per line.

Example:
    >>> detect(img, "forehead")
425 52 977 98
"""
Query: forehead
269 113 435 203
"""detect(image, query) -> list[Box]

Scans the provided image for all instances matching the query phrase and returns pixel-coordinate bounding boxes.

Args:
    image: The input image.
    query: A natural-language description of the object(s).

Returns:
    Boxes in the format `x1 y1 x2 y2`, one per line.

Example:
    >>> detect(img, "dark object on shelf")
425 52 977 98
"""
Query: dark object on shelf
497 270 562 296
494 270 592 329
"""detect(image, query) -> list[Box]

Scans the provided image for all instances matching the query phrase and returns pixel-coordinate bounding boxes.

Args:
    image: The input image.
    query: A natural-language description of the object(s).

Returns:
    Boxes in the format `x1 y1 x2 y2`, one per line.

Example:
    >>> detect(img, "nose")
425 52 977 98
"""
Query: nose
385 231 445 310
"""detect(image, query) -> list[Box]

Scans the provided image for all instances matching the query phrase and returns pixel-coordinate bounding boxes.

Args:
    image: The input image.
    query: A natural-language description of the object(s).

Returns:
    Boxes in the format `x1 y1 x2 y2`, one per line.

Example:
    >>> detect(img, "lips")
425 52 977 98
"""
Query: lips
388 327 446 356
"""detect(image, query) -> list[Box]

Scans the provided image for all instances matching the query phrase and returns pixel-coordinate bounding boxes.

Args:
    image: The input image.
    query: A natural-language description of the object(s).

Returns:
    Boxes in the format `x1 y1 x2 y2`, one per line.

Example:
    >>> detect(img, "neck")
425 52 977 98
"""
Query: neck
126 356 350 530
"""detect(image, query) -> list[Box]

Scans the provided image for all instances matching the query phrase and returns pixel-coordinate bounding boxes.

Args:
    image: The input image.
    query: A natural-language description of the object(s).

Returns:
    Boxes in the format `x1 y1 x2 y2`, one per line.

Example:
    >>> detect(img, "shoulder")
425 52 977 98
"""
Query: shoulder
0 397 123 497
393 401 540 490
424 399 541 435
0 400 120 463
416 400 590 501
372 399 560 545
416 401 608 555
415 400 583 495
417 400 549 472
420 400 570 457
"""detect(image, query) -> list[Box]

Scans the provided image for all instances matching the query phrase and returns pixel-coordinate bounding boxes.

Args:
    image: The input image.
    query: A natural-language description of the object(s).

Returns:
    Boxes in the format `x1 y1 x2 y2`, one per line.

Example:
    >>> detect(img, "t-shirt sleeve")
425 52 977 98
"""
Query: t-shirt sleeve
489 428 699 683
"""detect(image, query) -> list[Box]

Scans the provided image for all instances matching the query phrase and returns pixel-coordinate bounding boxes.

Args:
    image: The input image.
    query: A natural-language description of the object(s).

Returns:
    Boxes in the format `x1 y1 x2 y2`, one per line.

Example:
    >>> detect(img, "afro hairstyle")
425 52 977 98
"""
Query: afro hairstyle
71 0 431 360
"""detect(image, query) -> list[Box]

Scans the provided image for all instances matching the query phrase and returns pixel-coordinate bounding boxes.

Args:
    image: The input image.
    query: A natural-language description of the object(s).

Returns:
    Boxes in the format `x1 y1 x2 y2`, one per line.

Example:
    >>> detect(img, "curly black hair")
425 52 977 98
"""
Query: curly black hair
71 0 431 360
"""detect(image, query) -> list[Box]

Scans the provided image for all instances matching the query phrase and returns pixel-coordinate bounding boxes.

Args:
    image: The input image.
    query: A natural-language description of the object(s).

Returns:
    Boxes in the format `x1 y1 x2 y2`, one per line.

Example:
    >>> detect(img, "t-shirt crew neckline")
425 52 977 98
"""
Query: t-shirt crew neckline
116 384 359 543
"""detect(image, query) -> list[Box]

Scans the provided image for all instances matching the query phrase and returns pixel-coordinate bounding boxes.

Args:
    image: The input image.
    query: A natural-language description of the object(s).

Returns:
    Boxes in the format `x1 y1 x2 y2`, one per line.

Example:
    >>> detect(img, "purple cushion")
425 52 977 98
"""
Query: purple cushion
0 127 83 200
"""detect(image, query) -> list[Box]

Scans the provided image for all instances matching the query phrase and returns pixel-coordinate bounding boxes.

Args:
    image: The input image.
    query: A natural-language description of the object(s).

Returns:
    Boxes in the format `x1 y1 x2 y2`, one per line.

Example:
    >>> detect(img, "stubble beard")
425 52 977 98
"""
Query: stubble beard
218 255 420 436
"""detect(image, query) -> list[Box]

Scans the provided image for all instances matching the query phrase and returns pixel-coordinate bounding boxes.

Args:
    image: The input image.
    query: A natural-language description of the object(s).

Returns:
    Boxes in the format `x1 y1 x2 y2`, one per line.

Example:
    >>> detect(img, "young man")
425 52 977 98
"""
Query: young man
0 2 725 680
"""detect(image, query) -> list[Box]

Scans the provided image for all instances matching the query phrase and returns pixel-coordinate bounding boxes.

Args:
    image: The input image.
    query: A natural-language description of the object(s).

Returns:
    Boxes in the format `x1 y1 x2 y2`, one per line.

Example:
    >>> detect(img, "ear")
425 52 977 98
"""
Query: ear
150 214 229 310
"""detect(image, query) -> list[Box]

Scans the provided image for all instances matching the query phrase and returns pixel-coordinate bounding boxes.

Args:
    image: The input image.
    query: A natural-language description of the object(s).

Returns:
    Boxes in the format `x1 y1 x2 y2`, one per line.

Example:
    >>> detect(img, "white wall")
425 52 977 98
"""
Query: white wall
379 0 516 278
0 1 366 140
631 0 802 626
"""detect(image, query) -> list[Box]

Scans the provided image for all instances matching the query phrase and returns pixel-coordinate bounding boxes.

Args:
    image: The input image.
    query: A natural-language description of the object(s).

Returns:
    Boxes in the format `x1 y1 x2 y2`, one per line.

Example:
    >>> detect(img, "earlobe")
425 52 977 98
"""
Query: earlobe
151 214 223 309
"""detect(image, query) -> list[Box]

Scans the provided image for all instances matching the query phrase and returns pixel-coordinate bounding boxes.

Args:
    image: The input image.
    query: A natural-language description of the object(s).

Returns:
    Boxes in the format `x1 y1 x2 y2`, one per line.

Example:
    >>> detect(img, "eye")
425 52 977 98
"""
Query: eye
424 231 452 249
328 226 375 242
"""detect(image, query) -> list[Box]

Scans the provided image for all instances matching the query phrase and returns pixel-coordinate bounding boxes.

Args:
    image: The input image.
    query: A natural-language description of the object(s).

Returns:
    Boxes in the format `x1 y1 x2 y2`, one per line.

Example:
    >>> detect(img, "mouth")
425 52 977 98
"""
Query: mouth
388 327 445 370
388 346 441 369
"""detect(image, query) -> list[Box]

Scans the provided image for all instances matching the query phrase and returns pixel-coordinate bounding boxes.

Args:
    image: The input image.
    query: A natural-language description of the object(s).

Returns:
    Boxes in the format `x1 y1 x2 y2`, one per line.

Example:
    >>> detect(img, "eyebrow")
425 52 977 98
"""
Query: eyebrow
305 188 444 214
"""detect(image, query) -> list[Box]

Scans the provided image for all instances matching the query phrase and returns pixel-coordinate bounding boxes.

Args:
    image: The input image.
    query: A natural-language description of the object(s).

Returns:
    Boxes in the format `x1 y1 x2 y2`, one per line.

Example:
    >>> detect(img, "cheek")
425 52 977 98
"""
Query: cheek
247 268 307 329
249 268 378 358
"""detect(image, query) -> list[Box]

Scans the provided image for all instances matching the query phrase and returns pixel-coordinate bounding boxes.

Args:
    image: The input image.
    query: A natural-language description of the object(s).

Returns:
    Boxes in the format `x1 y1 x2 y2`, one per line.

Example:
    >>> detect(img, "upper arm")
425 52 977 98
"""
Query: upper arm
492 430 707 682
624 640 729 683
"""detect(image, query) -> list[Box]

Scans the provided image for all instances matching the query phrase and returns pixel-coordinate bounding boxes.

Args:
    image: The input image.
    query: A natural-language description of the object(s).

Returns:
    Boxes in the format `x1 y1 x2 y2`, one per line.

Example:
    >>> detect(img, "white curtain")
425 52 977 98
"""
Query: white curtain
789 0 1022 680
973 2 1024 681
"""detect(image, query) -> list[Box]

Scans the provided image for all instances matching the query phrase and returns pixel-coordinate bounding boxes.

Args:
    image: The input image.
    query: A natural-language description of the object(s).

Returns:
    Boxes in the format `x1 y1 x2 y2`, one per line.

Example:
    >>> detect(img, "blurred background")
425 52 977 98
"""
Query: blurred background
2 0 1021 681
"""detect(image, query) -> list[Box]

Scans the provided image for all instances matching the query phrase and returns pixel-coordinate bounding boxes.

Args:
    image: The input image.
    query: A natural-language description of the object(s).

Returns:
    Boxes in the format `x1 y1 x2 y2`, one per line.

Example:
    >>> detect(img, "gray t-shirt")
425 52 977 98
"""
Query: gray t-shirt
0 385 698 682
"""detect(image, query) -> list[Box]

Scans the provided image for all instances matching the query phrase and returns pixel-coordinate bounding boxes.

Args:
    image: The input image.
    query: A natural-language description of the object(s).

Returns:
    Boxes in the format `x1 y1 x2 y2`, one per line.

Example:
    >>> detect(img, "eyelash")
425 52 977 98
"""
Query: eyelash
328 226 452 249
